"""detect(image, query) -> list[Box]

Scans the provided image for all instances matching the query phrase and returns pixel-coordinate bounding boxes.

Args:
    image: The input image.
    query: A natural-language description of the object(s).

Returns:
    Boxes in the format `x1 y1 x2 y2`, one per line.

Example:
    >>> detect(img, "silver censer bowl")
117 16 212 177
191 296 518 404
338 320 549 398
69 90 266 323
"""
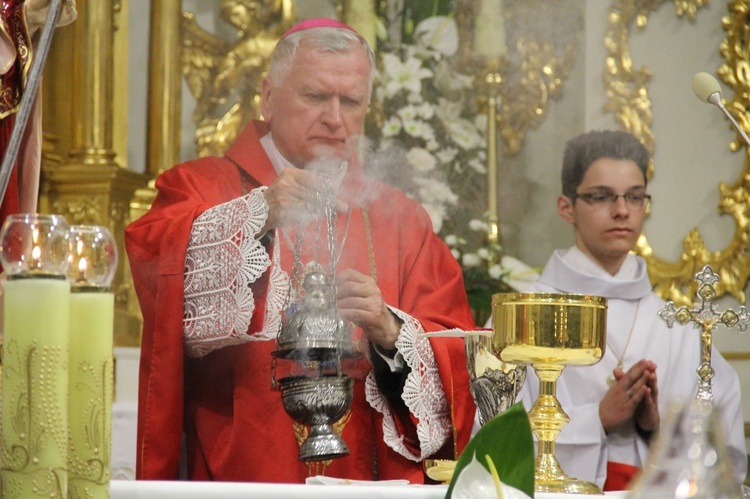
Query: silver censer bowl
278 374 354 461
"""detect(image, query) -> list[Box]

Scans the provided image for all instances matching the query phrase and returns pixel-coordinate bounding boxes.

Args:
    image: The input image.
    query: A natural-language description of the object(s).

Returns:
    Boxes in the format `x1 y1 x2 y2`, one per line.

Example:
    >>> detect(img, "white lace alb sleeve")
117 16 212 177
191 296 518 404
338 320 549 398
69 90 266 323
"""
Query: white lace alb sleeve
365 307 451 461
183 188 288 357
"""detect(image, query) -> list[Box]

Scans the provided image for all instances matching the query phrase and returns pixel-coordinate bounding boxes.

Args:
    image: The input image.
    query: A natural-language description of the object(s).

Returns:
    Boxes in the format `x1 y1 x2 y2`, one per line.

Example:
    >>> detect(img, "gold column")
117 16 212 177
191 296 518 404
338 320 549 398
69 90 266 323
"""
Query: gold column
41 0 149 346
118 0 184 335
146 0 181 176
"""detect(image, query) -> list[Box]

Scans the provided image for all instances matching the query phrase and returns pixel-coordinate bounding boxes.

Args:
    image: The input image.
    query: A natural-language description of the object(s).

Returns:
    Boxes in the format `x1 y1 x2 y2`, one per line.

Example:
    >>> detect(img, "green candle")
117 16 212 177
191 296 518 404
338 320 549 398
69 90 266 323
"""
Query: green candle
65 225 117 498
67 289 114 498
1 277 70 498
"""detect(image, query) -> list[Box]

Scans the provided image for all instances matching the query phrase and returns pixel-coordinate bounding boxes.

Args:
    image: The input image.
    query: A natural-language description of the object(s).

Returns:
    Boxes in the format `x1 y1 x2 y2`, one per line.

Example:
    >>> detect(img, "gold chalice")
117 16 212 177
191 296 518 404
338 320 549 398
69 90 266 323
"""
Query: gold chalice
492 292 606 495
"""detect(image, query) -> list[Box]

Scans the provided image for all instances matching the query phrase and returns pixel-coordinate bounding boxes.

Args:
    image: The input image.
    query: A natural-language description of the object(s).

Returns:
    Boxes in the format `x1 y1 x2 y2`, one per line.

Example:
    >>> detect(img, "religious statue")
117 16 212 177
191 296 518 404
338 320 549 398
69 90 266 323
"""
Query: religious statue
182 0 294 157
0 0 77 230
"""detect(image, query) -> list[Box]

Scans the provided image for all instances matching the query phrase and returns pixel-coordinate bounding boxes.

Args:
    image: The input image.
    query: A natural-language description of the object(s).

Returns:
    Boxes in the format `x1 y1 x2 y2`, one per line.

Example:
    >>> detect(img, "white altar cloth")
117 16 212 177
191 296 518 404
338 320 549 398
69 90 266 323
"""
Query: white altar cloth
109 481 629 499
110 481 447 499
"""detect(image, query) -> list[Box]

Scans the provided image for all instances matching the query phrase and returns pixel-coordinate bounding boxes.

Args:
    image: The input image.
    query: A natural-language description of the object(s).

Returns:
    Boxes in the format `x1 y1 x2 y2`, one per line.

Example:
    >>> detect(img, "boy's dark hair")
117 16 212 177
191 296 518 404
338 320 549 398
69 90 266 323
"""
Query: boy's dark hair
561 130 650 198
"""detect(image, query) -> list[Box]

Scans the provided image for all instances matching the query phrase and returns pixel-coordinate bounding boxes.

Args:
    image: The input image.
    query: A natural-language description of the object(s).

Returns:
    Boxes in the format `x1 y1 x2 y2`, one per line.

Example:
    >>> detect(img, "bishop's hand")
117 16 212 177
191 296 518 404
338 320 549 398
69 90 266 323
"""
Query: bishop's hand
335 268 401 351
260 168 347 234
599 359 658 434
262 168 322 231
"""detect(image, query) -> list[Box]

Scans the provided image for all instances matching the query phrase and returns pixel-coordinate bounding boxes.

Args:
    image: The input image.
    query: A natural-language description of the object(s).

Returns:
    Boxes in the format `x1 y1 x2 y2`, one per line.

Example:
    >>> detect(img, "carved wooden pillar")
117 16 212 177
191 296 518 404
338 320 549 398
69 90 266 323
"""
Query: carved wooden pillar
41 0 149 346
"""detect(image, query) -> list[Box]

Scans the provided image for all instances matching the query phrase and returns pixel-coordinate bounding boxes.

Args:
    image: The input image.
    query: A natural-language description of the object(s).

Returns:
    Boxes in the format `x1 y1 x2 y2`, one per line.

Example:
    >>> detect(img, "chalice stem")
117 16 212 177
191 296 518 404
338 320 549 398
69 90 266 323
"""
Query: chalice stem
528 365 581 490
529 366 568 451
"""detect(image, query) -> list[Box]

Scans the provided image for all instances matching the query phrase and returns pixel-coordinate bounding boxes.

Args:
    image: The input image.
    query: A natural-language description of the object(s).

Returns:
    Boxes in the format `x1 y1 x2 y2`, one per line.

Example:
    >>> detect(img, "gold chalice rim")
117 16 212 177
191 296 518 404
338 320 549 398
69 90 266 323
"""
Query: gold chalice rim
492 291 607 308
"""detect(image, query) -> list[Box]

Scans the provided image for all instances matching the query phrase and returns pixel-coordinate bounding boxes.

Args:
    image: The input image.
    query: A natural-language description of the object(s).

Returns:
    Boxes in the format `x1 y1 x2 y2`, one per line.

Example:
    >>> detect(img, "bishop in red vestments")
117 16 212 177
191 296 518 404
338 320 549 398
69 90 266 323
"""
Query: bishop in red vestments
126 19 477 483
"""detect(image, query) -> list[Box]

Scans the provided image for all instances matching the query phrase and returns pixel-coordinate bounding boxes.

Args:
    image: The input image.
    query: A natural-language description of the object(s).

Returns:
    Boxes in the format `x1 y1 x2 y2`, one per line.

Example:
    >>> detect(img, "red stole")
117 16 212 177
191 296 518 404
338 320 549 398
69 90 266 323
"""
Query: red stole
604 461 639 491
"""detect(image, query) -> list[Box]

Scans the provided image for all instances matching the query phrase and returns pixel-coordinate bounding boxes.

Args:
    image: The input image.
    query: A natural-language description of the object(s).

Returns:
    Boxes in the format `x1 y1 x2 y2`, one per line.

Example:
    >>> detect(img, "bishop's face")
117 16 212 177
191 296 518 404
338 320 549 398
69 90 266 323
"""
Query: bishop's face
261 40 371 167
557 158 648 275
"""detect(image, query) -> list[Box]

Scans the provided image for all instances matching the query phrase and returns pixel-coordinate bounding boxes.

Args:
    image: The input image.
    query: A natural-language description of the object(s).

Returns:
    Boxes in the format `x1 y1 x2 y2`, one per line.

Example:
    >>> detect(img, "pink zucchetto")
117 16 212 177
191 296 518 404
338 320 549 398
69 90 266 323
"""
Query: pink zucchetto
280 18 360 40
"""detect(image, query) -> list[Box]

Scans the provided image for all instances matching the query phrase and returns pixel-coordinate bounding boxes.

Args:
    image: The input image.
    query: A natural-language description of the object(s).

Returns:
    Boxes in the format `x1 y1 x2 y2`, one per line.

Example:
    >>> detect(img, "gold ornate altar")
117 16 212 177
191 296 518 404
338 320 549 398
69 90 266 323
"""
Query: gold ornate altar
604 0 750 306
36 0 750 349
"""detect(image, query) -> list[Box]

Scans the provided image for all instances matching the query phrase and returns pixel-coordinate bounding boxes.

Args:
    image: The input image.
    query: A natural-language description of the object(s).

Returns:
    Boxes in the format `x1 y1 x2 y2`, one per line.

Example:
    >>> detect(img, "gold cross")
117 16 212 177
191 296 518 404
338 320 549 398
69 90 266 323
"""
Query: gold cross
658 265 750 403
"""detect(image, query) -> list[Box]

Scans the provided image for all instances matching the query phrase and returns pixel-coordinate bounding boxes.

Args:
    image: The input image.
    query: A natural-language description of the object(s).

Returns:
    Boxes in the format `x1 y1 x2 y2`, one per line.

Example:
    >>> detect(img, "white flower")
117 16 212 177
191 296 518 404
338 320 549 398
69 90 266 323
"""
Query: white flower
416 102 435 119
407 92 424 104
462 253 481 267
426 139 440 151
436 147 459 164
381 52 433 98
501 255 541 292
469 158 487 174
444 234 458 246
477 248 490 260
401 118 433 141
475 113 488 132
421 126 436 143
434 59 473 95
452 455 532 499
398 105 419 121
422 202 447 233
407 147 437 172
414 177 459 206
413 16 459 57
489 264 504 280
470 219 490 232
435 97 464 120
446 119 484 150
382 117 402 137
451 248 461 260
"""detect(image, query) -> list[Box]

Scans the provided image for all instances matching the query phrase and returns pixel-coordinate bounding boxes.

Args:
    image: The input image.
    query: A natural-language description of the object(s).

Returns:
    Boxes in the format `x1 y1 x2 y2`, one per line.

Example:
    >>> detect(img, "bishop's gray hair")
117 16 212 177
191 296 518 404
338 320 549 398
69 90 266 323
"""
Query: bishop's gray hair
268 26 376 96
561 130 650 199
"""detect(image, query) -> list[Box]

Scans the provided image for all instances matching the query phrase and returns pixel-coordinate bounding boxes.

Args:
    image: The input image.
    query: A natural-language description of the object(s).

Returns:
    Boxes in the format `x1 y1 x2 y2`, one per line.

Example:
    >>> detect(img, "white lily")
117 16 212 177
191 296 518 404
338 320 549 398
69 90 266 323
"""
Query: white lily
381 52 433 98
500 255 541 292
452 455 531 499
413 16 459 56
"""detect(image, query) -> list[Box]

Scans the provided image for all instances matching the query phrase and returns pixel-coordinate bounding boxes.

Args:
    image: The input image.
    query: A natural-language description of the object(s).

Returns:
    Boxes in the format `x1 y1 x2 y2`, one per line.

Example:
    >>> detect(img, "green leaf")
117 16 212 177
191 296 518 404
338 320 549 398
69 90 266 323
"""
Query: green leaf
445 402 535 498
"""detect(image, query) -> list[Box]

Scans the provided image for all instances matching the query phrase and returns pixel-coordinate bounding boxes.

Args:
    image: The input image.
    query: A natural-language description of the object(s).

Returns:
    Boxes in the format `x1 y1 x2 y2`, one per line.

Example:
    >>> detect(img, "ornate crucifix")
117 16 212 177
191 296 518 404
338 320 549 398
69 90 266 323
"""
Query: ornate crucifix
658 265 750 403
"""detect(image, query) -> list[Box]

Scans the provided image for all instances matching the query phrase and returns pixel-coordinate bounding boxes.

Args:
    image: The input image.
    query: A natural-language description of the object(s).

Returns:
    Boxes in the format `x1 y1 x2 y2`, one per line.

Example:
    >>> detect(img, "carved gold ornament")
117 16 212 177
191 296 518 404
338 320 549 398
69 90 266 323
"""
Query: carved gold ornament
182 0 294 157
456 0 583 156
603 0 750 305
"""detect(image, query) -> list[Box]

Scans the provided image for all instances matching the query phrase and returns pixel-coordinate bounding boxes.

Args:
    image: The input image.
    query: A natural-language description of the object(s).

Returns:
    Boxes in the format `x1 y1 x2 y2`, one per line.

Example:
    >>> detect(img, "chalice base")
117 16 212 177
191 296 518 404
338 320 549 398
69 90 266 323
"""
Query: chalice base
299 424 350 461
535 454 602 495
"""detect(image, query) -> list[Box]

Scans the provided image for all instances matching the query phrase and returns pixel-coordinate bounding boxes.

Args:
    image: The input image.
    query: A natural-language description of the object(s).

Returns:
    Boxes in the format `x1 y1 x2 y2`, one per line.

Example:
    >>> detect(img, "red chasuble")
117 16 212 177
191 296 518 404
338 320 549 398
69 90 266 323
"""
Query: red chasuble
125 120 477 483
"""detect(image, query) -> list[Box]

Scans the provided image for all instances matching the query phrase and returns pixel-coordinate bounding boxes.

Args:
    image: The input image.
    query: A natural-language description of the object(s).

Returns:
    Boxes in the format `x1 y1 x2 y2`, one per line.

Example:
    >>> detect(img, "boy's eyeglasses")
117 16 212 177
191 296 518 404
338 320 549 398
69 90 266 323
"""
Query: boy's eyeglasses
573 192 652 209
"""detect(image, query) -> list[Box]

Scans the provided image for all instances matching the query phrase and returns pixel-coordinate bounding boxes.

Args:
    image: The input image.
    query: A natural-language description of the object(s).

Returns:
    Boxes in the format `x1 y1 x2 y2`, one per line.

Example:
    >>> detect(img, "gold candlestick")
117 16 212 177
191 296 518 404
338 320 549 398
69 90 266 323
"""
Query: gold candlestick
457 0 507 254
482 69 502 248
